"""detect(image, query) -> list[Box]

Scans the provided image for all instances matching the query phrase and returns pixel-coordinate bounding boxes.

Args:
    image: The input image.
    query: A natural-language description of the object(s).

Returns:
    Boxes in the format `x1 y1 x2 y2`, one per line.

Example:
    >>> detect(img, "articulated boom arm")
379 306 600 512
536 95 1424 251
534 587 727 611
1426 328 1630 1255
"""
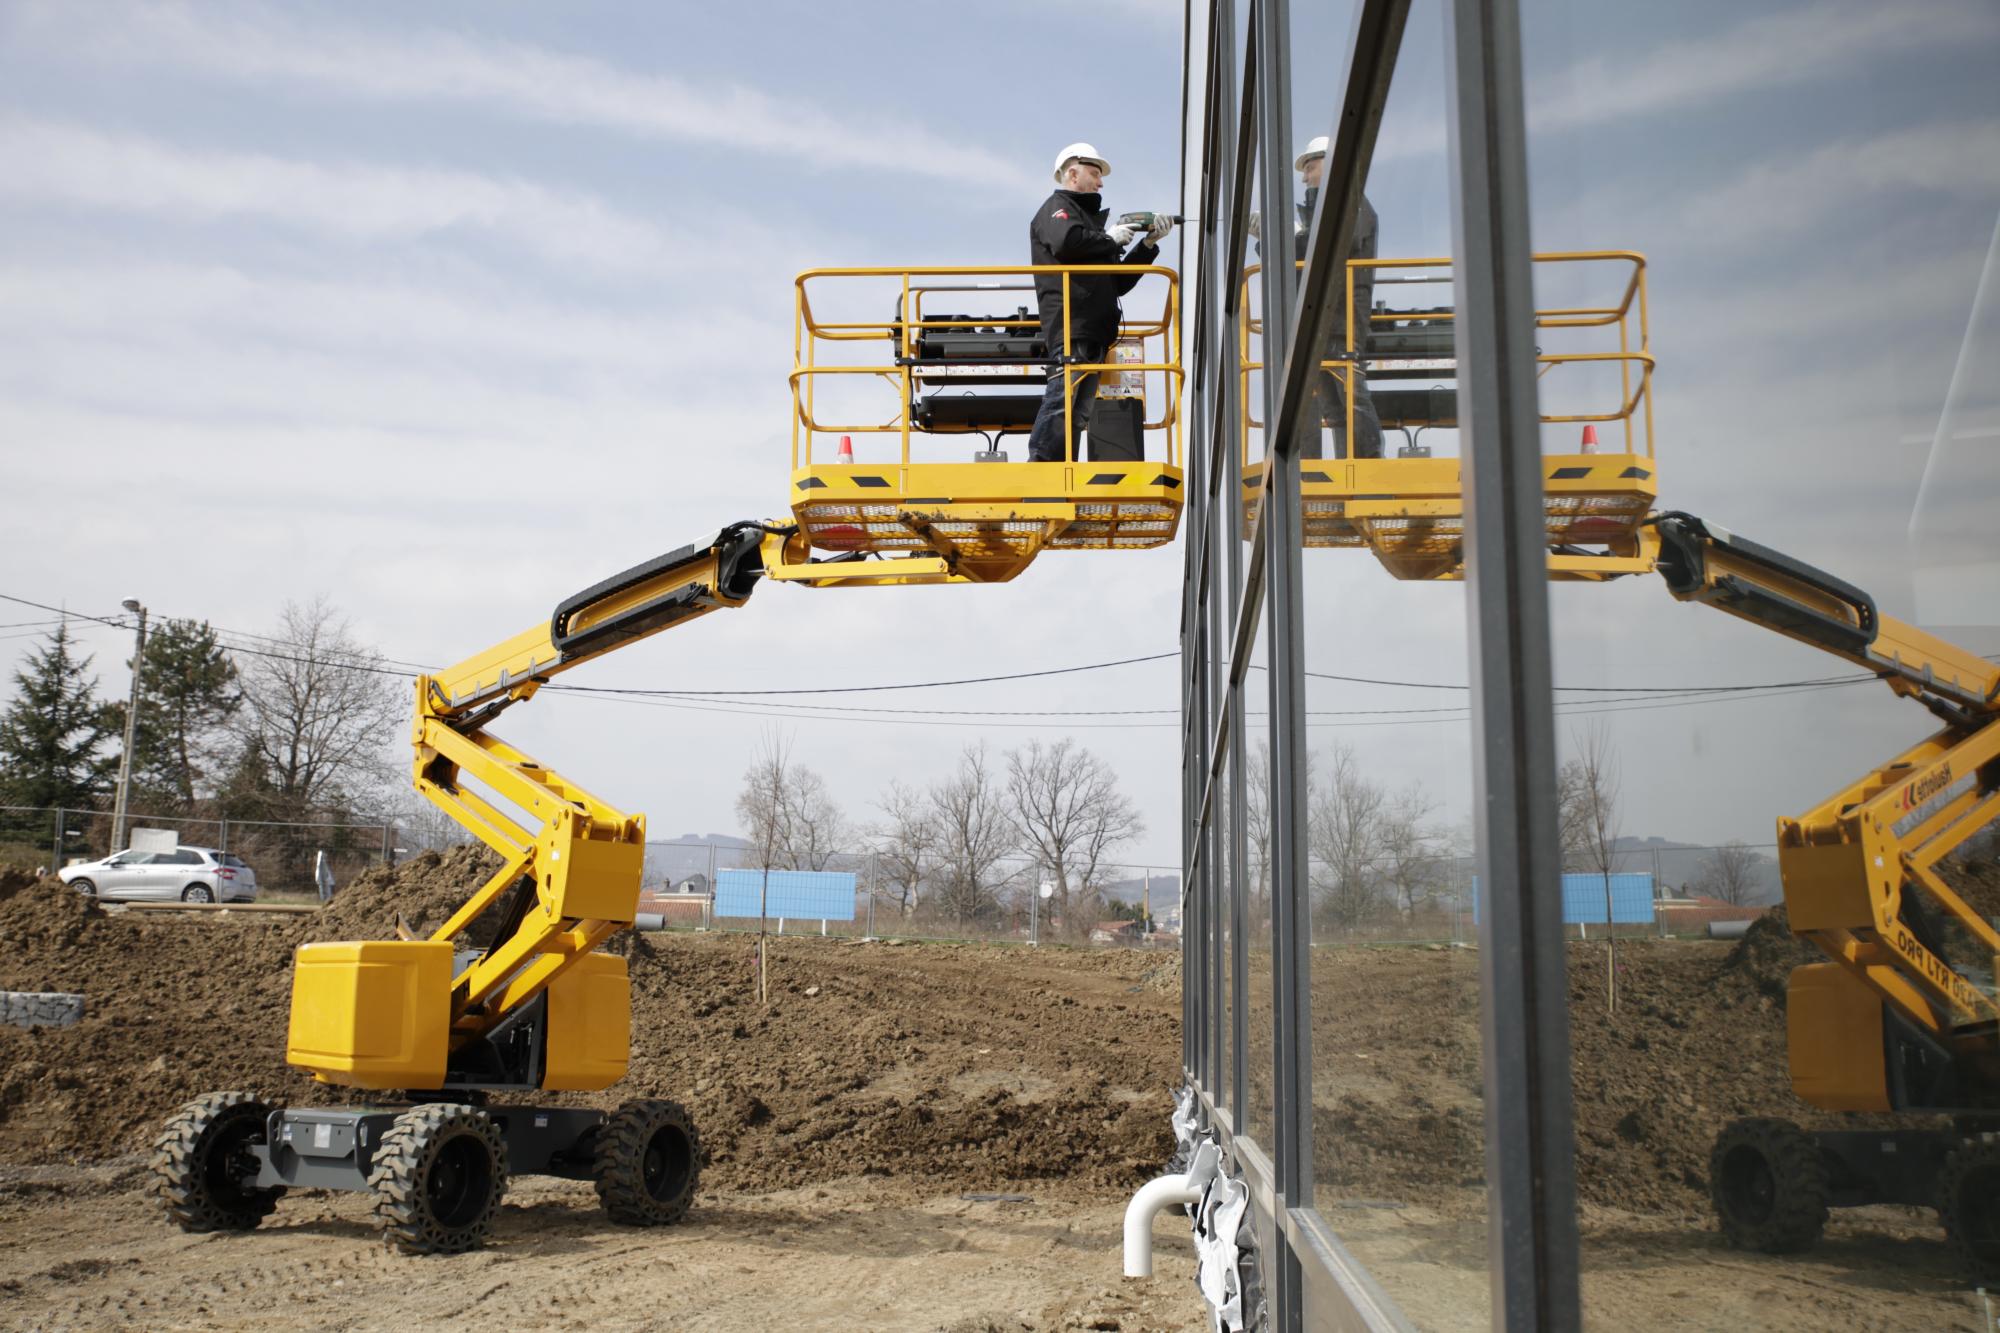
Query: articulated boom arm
1649 513 2000 1078
410 521 779 1050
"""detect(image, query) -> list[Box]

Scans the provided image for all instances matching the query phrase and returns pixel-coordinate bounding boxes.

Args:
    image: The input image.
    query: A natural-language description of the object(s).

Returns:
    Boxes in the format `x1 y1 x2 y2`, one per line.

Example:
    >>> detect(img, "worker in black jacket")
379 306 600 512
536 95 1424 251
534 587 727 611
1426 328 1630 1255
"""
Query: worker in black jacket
1292 136 1382 460
1026 142 1170 463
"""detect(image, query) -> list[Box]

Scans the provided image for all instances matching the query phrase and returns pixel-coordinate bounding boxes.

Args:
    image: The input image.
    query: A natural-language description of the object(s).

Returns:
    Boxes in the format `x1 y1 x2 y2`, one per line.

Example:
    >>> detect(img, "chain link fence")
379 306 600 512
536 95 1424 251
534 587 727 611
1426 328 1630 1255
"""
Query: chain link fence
639 840 1184 948
0 803 413 897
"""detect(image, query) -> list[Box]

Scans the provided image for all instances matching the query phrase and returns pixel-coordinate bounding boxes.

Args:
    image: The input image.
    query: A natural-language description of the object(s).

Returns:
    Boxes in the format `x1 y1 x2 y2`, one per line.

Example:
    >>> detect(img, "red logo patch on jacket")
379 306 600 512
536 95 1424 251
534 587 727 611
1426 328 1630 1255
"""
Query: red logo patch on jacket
1051 209 1069 220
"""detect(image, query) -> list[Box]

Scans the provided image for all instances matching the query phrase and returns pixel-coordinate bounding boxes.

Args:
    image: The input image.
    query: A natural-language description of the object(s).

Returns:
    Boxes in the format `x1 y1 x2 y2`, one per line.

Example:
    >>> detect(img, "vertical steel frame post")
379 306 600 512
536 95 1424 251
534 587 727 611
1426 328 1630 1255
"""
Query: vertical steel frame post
1250 5 1315 1328
1443 0 1583 1327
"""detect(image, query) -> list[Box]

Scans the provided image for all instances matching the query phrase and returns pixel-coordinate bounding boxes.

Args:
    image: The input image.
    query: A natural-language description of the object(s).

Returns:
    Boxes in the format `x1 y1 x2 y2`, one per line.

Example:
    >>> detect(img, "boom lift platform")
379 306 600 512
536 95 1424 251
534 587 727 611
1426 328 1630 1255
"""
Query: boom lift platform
786 265 1184 584
152 266 1184 1255
1241 250 1657 580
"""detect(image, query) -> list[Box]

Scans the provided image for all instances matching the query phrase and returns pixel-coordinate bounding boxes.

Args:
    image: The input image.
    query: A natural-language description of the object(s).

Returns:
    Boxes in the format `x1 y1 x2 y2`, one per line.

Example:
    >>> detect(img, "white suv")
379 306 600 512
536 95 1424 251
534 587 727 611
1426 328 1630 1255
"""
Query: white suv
60 846 260 904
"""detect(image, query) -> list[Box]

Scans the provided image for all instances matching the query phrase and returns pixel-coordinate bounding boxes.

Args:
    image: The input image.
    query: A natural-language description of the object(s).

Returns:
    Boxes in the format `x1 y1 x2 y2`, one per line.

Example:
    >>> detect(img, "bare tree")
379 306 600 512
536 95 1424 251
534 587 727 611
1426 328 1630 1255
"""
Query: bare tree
1004 737 1143 939
232 597 402 818
1554 756 1594 872
733 733 847 872
1568 720 1624 1012
735 730 795 874
1377 784 1447 920
778 768 849 871
928 744 1016 926
1245 738 1315 931
1306 742 1390 932
869 779 938 919
1695 839 1763 907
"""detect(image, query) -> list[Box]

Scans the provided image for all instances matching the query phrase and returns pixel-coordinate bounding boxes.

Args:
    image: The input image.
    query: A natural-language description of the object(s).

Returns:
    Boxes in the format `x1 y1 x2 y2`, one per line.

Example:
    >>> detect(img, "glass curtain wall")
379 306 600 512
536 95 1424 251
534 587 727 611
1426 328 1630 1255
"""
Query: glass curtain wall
1180 0 1609 1318
1185 1 2000 1330
1522 0 2000 1327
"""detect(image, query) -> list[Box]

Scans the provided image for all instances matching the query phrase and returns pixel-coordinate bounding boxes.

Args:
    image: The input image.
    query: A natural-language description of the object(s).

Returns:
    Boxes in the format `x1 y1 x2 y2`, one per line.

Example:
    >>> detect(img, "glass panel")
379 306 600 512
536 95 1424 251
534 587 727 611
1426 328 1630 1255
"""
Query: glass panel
1245 491 1277 1156
1523 0 2000 1323
1296 1 1490 1325
1217 727 1235 1116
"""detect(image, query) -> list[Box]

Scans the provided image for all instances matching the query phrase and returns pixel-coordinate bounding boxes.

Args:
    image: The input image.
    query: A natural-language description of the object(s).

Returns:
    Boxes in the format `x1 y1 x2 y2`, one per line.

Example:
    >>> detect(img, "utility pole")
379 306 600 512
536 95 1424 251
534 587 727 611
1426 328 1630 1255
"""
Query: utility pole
109 599 148 853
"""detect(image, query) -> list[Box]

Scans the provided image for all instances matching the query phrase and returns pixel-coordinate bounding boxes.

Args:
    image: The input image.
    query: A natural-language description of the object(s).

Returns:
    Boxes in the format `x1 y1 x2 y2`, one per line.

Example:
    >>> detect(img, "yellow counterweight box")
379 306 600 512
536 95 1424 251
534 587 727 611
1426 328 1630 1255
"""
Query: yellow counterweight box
288 940 452 1089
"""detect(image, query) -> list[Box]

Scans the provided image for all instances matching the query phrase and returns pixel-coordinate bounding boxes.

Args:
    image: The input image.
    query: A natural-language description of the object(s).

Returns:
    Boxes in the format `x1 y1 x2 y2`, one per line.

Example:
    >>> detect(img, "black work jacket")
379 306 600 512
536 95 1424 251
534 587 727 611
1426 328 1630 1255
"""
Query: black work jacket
1295 187 1379 351
1028 189 1160 356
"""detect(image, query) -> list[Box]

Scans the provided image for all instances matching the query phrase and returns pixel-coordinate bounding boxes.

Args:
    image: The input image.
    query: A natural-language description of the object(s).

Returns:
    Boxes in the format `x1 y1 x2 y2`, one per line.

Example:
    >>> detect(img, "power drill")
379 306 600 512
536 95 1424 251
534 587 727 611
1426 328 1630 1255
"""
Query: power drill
1116 211 1184 235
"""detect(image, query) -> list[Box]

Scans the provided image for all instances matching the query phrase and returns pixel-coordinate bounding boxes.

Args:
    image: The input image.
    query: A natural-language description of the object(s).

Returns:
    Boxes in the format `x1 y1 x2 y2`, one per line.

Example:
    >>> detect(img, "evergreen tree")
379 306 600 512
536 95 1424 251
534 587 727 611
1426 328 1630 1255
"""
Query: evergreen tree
0 623 118 834
122 618 241 806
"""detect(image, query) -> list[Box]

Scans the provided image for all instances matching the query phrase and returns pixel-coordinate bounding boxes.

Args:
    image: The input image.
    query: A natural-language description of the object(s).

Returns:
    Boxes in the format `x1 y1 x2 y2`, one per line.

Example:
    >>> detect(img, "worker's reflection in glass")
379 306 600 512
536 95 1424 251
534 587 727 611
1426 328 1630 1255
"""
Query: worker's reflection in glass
1291 136 1383 461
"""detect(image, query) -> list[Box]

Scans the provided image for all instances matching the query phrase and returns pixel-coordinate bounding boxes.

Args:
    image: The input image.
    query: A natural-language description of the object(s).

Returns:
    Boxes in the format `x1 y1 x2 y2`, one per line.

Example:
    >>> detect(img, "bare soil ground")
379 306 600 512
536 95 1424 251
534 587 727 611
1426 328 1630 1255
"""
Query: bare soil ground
0 851 1994 1328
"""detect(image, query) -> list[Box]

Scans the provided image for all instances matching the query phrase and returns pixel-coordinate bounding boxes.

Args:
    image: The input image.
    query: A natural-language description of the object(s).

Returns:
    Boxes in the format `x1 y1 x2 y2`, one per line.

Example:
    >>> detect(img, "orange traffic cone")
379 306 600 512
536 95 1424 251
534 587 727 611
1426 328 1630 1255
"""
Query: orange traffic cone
1579 424 1599 455
836 435 855 464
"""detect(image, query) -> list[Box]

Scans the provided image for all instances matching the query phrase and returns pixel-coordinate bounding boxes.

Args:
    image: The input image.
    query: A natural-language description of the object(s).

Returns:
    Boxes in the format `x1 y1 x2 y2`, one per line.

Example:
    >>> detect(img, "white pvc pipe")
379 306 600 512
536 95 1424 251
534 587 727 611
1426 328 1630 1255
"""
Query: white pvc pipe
1123 1140 1219 1278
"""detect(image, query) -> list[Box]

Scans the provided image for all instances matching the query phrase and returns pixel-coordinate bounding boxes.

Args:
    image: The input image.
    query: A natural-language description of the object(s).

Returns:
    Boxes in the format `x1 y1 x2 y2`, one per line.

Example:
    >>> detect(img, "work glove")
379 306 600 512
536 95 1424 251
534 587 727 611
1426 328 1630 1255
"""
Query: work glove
1106 222 1139 248
1146 215 1174 243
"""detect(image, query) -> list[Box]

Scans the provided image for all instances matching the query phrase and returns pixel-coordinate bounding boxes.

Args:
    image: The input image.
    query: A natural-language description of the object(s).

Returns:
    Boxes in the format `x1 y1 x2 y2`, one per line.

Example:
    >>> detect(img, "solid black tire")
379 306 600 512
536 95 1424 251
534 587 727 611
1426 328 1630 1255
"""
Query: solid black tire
1710 1116 1829 1253
151 1091 286 1232
181 884 214 903
1939 1138 2000 1278
368 1103 509 1254
594 1099 700 1226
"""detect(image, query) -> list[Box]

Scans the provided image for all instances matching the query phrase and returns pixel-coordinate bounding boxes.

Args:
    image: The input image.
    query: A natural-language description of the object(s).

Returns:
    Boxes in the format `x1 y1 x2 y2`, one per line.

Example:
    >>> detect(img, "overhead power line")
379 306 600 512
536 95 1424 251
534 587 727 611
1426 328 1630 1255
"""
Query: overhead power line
5 588 1987 732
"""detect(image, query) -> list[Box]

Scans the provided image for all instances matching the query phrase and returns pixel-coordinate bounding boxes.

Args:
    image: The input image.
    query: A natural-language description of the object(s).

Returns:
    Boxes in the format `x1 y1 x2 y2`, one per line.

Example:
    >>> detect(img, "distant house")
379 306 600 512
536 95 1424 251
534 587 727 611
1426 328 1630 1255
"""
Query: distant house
1090 919 1145 946
1656 895 1766 935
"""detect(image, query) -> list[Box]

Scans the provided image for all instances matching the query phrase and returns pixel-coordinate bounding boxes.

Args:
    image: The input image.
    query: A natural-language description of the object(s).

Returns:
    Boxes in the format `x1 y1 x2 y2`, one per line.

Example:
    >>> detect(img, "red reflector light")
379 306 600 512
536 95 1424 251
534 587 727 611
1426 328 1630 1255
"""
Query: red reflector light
216 868 236 879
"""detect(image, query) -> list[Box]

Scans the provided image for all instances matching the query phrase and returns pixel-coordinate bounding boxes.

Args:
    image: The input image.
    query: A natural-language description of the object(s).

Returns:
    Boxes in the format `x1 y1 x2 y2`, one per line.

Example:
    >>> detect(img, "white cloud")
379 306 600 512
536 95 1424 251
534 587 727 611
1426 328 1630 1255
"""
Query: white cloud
3 0 1041 196
1529 0 1996 133
1372 0 1999 166
0 117 792 280
1676 119 2000 239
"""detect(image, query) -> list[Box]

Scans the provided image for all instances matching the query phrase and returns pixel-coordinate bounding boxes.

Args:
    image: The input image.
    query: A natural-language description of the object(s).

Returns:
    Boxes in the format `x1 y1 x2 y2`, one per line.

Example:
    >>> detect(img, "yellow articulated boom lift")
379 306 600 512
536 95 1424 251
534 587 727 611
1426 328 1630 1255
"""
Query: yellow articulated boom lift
150 263 1183 1254
1261 250 2000 1271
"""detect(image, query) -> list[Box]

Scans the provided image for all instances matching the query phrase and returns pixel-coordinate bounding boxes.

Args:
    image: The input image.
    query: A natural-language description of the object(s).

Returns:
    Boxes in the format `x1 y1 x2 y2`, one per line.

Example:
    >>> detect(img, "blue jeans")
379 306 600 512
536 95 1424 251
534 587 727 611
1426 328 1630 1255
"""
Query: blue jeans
1026 343 1102 462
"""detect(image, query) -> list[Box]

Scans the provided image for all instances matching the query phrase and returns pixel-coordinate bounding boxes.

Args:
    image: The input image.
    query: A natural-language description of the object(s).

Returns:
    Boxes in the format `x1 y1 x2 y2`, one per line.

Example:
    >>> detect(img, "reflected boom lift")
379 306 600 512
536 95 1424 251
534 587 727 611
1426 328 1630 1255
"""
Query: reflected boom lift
151 264 1185 1253
1250 249 2000 1272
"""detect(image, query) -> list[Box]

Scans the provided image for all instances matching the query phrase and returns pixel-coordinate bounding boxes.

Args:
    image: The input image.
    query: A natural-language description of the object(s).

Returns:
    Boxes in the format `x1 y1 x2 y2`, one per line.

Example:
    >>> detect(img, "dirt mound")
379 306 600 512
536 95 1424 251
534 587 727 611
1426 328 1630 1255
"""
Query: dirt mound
0 865 44 906
1716 905 1817 1002
307 844 507 943
0 877 107 969
0 843 1180 1196
1304 934 1864 1217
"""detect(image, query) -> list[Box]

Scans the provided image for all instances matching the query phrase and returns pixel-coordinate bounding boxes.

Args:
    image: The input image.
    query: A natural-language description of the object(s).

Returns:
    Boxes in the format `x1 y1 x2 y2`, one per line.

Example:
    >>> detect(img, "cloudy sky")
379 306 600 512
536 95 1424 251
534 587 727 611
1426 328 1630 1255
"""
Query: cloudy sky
3 0 1995 870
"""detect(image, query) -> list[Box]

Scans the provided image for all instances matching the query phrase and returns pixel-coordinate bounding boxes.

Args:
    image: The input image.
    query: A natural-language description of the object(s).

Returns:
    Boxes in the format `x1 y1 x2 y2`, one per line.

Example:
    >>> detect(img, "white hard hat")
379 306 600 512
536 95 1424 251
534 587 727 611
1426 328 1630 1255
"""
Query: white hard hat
1052 142 1112 183
1293 135 1330 172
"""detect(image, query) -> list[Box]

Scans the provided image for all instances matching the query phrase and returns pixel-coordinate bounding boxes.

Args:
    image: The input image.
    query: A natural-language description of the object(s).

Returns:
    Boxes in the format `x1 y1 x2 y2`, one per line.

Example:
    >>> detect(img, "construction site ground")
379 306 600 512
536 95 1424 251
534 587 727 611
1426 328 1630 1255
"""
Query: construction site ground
0 852 1991 1329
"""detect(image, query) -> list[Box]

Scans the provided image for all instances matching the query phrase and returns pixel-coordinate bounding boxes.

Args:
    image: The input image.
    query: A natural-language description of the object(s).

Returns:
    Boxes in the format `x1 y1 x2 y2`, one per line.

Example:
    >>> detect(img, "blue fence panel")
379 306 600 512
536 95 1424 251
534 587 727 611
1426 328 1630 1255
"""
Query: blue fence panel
1560 873 1655 924
714 868 857 922
1469 873 1655 925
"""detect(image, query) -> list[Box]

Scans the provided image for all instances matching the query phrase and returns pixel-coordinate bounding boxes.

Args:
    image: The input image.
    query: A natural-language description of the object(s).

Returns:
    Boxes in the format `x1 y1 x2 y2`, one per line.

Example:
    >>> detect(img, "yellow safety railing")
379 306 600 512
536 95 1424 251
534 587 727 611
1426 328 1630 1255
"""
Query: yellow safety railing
791 265 1181 470
1237 250 1653 463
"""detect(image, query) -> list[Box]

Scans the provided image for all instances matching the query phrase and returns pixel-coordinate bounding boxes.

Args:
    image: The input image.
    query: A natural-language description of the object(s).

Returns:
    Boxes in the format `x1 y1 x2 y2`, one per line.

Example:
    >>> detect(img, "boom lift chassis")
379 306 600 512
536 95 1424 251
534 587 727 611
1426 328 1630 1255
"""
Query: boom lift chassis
151 522 978 1252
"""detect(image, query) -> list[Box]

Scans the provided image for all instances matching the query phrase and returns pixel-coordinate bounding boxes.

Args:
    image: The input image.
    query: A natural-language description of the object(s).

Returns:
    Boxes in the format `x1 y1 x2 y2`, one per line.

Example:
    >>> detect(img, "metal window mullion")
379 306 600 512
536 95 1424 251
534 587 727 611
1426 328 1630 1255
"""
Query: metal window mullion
1443 0 1582 1328
1208 523 1228 1095
1251 6 1314 1333
1227 351 1252 1127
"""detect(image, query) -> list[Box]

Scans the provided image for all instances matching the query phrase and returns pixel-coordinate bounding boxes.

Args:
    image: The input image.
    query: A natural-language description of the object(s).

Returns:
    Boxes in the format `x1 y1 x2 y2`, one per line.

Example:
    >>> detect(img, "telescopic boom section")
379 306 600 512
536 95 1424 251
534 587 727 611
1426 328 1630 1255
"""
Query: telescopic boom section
409 522 776 1045
1649 513 2000 1080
